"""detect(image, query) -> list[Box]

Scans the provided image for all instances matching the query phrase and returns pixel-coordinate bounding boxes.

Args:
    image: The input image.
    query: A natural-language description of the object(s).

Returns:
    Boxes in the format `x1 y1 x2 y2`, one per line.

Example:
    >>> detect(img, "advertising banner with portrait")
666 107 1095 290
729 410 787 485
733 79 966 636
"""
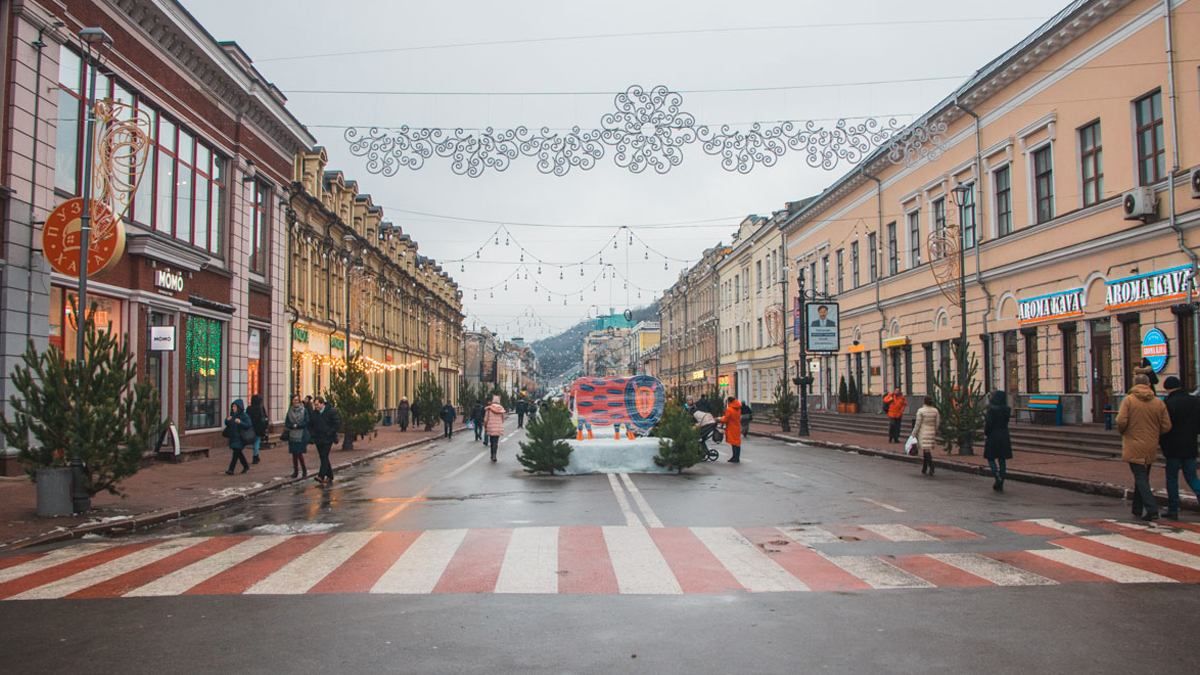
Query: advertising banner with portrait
805 302 840 353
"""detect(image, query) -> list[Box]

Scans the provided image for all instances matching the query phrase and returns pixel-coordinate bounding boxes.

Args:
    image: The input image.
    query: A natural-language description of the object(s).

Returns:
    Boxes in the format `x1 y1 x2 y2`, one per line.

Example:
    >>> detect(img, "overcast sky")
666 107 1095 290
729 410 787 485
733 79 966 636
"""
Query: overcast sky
183 0 1055 341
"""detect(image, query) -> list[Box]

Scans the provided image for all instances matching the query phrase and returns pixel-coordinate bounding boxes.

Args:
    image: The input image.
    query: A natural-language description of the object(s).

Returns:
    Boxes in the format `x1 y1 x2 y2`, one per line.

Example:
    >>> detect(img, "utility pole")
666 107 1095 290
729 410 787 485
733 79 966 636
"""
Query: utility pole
781 262 790 428
795 268 811 436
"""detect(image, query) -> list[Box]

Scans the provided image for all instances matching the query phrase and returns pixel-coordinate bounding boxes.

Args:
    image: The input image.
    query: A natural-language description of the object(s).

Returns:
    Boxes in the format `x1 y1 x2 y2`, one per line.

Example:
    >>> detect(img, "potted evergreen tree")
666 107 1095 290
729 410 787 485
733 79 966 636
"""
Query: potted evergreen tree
326 352 378 450
847 375 860 414
415 374 445 431
653 402 701 474
517 401 575 475
837 376 849 413
772 377 798 432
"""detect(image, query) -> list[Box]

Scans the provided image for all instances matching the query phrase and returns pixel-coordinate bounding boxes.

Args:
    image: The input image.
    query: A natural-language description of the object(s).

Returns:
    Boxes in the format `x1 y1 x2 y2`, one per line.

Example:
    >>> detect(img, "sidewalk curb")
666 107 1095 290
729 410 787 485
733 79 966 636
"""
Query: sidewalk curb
755 431 1198 511
3 429 459 551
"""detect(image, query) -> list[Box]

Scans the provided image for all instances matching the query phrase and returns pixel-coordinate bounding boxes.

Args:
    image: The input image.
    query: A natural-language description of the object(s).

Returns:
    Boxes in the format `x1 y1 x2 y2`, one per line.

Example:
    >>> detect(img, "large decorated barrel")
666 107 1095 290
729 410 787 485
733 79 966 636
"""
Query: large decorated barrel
570 376 666 432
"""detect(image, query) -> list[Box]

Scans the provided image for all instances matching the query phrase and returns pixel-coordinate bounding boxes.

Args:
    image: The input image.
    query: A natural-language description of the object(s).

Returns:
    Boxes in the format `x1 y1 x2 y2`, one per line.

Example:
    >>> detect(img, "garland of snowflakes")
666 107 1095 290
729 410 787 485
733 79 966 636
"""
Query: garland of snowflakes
344 84 948 177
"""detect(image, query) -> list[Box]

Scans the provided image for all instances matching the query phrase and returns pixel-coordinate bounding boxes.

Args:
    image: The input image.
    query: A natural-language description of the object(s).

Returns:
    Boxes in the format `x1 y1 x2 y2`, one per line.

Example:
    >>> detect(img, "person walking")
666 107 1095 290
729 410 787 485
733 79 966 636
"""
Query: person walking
411 400 422 432
741 401 754 437
1117 374 1171 521
397 396 410 432
284 394 310 479
440 401 457 439
310 396 342 485
247 394 268 465
883 387 907 443
222 399 253 475
984 391 1012 491
719 396 743 463
912 396 940 476
483 395 507 461
1134 358 1159 392
516 398 528 429
471 400 485 444
1159 376 1200 520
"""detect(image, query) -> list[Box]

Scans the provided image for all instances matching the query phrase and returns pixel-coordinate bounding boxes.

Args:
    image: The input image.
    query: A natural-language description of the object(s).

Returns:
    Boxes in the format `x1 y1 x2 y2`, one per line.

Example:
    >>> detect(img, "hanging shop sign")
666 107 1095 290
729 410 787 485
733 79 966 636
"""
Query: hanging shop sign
717 375 732 388
1105 265 1194 312
805 302 840 353
883 336 910 349
1142 328 1169 373
847 343 867 354
1018 288 1084 326
292 327 309 343
42 198 126 277
330 336 346 351
154 267 185 293
690 370 706 381
149 325 176 352
248 329 261 360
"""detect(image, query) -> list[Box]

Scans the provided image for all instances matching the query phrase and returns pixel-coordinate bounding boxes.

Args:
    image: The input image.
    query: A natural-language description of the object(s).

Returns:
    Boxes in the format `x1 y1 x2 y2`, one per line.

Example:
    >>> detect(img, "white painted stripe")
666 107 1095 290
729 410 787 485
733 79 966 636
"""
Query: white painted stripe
1106 520 1200 547
930 553 1057 587
822 554 934 589
859 524 936 542
620 474 663 529
858 498 905 513
11 539 207 600
442 451 488 482
1025 519 1086 535
1028 548 1176 584
1085 534 1200 571
602 526 681 595
779 526 839 546
0 544 113 585
371 529 467 594
691 527 808 592
607 473 641 527
125 535 292 597
244 532 377 595
495 526 559 594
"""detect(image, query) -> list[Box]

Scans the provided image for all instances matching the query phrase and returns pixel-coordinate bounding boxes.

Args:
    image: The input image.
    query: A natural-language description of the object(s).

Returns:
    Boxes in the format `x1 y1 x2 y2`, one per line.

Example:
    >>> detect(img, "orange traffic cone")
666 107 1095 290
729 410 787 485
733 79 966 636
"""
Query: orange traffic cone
587 429 594 440
576 429 583 441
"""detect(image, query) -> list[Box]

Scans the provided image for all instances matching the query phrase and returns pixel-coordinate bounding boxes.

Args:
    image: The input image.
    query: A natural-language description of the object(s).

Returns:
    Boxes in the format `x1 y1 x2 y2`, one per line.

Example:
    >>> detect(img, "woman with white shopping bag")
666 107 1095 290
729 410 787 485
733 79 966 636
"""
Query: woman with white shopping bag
911 396 940 476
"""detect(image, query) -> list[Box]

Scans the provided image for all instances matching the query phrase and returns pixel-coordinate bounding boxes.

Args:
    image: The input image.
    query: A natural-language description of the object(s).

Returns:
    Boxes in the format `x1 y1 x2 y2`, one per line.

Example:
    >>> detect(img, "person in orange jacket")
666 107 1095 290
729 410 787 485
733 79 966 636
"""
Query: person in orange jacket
883 387 907 444
719 397 743 463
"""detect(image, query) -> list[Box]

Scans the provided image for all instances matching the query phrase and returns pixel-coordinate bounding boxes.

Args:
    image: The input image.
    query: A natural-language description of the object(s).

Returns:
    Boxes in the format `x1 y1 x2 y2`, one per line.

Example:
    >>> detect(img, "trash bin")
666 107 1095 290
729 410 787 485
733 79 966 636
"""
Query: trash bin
36 467 75 517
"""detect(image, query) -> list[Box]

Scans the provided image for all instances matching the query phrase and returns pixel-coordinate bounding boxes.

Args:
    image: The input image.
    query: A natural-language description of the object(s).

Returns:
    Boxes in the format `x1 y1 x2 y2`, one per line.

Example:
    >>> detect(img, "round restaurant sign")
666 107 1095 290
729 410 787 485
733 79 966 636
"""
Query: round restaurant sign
1142 328 1169 373
42 198 125 277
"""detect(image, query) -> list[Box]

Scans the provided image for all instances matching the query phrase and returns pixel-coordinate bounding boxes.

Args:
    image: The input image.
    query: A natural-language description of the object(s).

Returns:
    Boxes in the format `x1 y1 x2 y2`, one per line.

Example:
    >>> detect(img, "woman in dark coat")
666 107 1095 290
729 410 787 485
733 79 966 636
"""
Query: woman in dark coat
397 397 411 432
284 394 310 478
984 390 1013 492
247 394 267 465
223 399 253 475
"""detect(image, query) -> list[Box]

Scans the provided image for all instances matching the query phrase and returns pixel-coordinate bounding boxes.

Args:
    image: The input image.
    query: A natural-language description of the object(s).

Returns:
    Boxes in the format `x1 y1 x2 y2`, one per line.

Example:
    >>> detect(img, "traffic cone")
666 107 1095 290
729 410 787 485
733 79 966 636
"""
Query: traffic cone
576 429 583 441
587 429 594 440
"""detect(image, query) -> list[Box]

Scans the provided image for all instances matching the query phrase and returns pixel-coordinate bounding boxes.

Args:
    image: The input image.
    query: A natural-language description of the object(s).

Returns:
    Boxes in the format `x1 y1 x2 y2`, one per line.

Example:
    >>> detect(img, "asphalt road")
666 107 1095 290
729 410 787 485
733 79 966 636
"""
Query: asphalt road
2 416 1198 674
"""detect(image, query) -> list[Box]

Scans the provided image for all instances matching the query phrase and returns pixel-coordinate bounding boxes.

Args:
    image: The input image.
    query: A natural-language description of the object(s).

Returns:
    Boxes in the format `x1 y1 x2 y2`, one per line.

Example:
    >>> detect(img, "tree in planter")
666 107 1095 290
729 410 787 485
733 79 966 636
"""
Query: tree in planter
653 402 702 474
837 376 849 412
517 401 575 474
930 340 988 455
415 374 445 431
772 377 799 432
847 375 860 413
326 352 378 450
0 303 165 499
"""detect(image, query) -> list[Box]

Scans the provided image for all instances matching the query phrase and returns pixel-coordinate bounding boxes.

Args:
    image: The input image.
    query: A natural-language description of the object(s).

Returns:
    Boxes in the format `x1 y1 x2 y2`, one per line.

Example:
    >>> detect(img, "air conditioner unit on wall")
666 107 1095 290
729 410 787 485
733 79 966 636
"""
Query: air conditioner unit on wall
1190 167 1200 199
1122 186 1158 221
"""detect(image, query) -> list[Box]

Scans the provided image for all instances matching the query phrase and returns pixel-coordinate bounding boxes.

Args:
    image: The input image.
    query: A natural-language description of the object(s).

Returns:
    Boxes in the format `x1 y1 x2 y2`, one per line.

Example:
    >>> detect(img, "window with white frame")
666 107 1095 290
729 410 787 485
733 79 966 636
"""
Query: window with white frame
993 165 1013 236
907 210 922 266
1033 145 1054 223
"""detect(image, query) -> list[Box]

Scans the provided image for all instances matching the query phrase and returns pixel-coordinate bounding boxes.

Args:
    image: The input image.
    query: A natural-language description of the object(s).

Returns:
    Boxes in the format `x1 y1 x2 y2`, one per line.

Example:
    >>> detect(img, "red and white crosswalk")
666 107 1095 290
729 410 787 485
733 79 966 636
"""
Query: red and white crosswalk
2 520 1199 600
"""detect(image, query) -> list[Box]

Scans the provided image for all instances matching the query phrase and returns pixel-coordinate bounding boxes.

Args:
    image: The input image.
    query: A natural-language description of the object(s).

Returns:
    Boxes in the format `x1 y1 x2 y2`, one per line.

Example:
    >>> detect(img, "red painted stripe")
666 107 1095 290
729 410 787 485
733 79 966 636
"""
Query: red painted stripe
1051 536 1200 582
69 537 246 599
740 528 871 591
309 531 420 594
984 551 1110 584
1089 522 1200 558
914 524 983 541
823 524 885 542
433 528 511 594
0 553 43 572
557 526 618 594
648 528 743 594
0 542 156 600
994 520 1067 537
1168 521 1200 534
185 535 328 596
887 555 992 588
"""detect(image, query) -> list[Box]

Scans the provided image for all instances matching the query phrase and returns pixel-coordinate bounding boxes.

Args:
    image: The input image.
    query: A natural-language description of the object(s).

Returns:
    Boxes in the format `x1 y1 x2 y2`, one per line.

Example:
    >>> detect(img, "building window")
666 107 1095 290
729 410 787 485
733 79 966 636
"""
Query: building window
1023 329 1040 394
734 275 739 303
809 262 817 294
1062 324 1079 393
886 221 898 275
1033 145 1054 223
755 261 762 291
994 166 1012 236
960 183 976 249
1121 315 1141 390
836 249 844 294
932 198 946 257
54 48 83 193
1079 121 1104 206
249 182 270 275
185 315 223 430
1179 311 1196 392
868 232 878 282
1003 331 1019 394
821 254 829 294
757 318 763 348
850 242 860 288
907 211 921 266
1134 90 1165 186
938 340 951 384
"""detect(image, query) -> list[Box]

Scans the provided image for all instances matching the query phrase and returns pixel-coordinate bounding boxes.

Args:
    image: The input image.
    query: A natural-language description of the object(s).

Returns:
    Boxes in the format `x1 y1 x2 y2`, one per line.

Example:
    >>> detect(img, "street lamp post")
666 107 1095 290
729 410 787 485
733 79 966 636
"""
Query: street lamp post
793 269 812 436
781 264 790 428
342 234 359 361
951 182 973 455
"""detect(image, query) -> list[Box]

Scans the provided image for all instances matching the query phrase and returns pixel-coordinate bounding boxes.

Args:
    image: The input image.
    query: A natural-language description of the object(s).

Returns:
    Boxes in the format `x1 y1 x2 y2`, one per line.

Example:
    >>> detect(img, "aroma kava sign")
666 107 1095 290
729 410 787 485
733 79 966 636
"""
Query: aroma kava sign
1105 265 1195 312
1018 288 1084 326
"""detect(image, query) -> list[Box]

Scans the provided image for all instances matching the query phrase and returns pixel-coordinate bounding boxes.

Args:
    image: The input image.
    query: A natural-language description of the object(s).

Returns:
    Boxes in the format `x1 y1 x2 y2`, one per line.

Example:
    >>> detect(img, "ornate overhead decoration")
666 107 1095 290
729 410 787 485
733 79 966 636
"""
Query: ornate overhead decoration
346 85 942 177
927 224 962 306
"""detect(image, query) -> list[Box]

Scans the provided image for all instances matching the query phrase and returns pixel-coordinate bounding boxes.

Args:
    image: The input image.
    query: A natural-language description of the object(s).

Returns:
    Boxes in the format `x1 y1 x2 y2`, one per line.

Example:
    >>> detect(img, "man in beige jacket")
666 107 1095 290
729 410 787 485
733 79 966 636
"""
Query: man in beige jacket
1117 374 1172 521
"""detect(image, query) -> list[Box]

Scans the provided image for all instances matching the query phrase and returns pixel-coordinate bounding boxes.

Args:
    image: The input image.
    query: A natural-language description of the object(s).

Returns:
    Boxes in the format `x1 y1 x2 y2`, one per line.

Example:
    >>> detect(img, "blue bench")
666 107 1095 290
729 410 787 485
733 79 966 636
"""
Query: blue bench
1015 394 1063 426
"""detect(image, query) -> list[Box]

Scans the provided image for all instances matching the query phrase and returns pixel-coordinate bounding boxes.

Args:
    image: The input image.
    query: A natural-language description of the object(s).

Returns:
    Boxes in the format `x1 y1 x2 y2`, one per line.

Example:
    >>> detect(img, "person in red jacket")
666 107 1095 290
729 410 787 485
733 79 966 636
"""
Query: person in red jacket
719 397 743 463
883 387 907 443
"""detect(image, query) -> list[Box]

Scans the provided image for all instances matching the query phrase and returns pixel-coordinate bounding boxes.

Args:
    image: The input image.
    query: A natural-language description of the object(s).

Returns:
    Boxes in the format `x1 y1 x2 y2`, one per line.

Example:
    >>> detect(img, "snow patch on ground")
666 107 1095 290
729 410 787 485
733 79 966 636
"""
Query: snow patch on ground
562 436 672 475
209 483 265 499
88 515 132 524
251 522 341 535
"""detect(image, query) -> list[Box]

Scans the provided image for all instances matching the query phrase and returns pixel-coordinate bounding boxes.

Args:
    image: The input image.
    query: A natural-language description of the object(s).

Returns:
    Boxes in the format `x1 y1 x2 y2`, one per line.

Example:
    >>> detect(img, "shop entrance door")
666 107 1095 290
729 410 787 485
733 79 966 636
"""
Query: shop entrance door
146 312 171 420
1090 319 1113 421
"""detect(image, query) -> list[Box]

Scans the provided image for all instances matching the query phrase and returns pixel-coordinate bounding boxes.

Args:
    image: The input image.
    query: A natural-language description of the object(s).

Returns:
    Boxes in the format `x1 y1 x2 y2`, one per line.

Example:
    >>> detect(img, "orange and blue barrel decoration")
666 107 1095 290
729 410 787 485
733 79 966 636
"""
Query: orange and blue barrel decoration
571 376 665 432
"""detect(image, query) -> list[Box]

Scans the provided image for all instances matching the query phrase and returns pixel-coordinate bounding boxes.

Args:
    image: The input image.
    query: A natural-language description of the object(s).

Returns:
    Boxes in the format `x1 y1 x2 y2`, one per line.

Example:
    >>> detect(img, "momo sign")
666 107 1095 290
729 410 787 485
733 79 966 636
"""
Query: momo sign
1017 288 1084 326
1106 265 1194 312
154 268 184 293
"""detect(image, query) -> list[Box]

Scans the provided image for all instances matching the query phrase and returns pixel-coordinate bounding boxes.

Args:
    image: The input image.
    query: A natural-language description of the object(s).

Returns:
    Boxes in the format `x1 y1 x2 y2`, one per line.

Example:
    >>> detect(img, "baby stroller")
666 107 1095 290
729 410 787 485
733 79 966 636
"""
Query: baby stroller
698 424 722 462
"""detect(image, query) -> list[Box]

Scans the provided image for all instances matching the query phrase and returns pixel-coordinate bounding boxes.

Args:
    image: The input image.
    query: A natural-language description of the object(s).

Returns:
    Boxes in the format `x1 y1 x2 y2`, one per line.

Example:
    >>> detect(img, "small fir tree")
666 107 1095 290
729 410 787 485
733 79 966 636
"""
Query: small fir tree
415 374 445 431
517 401 575 475
847 375 860 407
653 402 701 474
930 340 988 455
0 302 165 499
772 377 798 432
838 376 849 404
326 352 378 450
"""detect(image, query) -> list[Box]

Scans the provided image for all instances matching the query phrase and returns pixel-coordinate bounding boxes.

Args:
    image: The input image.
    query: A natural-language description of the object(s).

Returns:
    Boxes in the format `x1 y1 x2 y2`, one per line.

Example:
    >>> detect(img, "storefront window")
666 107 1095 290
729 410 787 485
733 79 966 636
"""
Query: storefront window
1023 329 1040 394
248 328 262 399
1062 324 1079 393
51 289 123 358
923 344 934 396
1120 315 1141 391
1178 312 1196 392
185 315 223 429
1003 331 1019 394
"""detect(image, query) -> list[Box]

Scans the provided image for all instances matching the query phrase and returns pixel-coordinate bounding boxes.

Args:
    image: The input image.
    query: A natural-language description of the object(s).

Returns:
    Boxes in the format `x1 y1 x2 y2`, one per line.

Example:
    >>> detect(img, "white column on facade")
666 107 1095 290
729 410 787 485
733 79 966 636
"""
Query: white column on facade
225 157 252 406
268 191 288 422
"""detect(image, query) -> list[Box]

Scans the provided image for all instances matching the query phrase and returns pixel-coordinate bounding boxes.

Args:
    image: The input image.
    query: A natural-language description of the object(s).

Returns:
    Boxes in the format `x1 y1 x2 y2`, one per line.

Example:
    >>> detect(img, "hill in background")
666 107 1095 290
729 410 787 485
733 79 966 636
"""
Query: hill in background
530 303 659 384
